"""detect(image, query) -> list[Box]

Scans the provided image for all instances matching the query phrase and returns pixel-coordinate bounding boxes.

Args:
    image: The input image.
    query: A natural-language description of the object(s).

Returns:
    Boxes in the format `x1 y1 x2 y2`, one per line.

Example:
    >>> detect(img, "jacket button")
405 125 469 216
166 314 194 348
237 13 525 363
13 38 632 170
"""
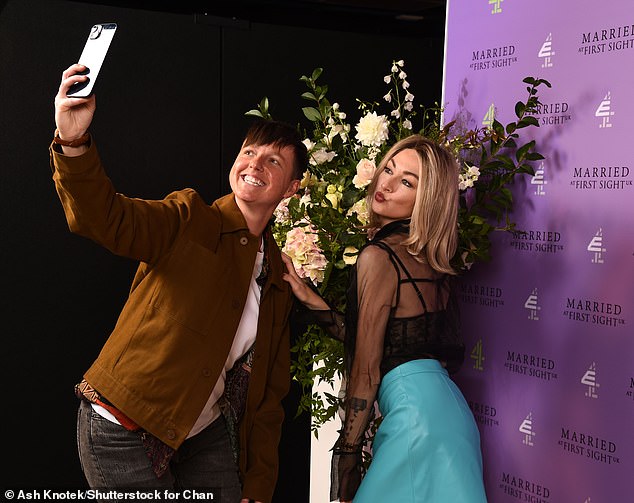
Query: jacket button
239 236 248 245
202 368 211 377
167 429 176 440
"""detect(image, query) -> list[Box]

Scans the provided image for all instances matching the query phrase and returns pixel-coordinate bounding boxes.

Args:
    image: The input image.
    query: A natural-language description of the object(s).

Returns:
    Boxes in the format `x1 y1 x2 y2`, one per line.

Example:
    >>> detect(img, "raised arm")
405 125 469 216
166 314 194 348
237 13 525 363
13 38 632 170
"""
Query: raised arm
54 64 96 156
50 64 191 264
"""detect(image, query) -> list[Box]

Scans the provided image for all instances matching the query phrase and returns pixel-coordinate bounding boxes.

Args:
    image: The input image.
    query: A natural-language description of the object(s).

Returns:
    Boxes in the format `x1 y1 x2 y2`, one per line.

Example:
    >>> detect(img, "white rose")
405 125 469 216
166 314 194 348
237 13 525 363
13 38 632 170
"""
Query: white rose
310 148 337 166
352 158 376 188
354 111 389 147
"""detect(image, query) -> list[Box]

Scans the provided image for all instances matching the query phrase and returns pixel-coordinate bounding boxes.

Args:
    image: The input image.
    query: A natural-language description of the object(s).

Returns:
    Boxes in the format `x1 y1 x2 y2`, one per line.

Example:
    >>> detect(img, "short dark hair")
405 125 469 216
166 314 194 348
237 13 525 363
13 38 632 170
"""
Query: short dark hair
243 120 308 180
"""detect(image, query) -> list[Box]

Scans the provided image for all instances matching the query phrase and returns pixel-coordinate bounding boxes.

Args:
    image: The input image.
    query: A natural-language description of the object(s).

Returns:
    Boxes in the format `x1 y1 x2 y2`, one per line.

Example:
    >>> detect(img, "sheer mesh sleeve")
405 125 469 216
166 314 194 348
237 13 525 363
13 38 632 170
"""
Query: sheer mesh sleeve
292 299 346 342
333 245 396 501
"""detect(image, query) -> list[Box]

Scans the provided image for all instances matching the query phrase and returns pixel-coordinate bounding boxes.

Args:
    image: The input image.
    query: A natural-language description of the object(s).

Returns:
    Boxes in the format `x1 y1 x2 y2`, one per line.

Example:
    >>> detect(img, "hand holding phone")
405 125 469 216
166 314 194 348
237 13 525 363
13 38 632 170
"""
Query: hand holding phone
67 23 117 98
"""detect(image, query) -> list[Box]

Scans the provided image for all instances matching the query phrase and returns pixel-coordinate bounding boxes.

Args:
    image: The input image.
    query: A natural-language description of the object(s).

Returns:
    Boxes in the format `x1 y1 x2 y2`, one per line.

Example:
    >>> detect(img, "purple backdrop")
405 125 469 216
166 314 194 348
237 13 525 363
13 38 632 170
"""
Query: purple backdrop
442 1 634 501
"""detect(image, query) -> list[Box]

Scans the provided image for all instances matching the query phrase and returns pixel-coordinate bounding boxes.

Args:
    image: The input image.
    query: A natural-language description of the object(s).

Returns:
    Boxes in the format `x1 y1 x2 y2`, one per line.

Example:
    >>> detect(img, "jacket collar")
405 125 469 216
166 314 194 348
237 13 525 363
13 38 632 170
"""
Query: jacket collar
215 193 249 234
213 194 286 292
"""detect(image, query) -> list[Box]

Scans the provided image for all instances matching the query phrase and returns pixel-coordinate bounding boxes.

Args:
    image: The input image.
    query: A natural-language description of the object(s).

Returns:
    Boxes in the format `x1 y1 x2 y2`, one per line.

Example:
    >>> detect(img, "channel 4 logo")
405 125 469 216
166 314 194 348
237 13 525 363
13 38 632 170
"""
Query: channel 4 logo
471 339 485 371
581 362 600 399
538 33 554 68
531 162 547 196
595 91 614 128
489 0 503 14
482 103 495 127
587 228 606 264
524 288 540 320
519 412 535 446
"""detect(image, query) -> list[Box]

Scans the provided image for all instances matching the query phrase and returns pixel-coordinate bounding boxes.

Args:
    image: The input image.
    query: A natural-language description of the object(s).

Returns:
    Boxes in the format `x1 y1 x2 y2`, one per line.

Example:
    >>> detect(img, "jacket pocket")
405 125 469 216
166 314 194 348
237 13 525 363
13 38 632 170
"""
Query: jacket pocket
152 239 231 336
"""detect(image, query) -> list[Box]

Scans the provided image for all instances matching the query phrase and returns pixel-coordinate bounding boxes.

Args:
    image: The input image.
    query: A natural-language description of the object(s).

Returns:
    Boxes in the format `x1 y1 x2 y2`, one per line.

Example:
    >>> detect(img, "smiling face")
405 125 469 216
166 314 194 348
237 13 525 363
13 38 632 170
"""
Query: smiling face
229 141 300 216
371 148 421 227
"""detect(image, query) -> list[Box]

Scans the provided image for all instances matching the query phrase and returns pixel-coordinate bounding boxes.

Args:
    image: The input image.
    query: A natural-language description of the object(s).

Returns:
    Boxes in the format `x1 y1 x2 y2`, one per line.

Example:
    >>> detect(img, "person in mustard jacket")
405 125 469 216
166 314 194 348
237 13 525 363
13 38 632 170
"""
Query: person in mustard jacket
50 64 307 503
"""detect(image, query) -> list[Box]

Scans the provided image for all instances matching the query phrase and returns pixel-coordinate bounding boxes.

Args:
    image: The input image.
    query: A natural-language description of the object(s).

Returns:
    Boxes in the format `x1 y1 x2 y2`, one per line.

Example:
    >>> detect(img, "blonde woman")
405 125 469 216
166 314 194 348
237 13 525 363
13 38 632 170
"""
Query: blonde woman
282 135 488 502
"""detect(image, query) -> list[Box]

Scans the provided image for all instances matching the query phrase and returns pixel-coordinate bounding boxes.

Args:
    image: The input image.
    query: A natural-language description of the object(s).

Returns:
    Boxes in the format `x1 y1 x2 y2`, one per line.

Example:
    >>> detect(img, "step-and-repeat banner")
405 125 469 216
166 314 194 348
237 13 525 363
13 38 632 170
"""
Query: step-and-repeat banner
443 1 633 501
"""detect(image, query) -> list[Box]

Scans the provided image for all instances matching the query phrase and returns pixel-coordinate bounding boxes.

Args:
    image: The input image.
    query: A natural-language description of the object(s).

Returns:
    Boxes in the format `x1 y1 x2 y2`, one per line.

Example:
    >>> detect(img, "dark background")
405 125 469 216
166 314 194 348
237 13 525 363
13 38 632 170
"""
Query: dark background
0 0 445 498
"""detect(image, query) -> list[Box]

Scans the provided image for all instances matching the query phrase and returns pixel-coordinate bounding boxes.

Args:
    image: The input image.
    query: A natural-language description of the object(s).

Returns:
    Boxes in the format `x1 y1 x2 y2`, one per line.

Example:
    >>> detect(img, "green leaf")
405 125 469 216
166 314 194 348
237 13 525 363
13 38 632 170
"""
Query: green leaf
514 101 526 119
318 84 329 101
301 92 317 101
244 110 264 118
492 119 505 136
516 116 540 128
312 67 323 81
504 138 517 149
516 140 535 162
302 106 322 122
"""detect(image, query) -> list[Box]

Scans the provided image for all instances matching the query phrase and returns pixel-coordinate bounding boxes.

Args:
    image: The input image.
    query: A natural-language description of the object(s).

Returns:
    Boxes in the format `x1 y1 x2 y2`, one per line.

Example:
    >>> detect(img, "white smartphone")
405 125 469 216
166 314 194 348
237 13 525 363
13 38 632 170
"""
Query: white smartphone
67 23 117 98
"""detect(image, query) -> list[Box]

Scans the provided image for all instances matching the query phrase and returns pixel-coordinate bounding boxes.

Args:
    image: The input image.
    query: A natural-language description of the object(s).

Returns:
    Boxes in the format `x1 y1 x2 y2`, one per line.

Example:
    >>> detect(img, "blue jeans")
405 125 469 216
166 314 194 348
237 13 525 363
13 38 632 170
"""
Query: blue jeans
77 400 242 502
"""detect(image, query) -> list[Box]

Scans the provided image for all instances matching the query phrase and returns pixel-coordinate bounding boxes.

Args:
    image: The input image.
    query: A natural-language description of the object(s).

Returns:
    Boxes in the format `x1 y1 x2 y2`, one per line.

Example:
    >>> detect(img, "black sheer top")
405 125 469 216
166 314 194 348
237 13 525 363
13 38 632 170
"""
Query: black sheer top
300 220 464 501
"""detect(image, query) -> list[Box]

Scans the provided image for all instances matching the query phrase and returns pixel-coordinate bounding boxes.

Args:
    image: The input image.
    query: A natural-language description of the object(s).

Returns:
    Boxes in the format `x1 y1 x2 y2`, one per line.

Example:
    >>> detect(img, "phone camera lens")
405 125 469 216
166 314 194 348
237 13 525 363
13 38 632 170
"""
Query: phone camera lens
89 25 103 40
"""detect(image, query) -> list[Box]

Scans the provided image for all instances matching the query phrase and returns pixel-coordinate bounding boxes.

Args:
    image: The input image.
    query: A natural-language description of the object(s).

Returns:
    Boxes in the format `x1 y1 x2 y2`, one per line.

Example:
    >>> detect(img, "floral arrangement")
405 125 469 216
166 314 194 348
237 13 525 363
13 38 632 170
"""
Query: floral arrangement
247 61 551 429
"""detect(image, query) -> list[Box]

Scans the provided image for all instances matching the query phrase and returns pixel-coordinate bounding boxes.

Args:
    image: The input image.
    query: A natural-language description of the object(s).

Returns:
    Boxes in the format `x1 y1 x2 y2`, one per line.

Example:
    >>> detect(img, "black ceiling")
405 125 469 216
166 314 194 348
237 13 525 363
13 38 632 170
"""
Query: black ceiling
65 0 448 37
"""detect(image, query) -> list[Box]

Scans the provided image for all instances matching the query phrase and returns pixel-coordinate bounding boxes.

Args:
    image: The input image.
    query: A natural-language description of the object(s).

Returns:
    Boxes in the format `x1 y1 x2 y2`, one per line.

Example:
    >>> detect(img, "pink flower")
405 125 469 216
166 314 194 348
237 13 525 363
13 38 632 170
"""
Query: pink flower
282 224 328 285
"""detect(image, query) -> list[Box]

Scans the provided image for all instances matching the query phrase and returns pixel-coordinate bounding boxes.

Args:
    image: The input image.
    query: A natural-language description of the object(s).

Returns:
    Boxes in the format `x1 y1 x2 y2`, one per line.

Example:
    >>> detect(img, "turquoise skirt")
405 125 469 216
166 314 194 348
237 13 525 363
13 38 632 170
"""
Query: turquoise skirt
353 359 488 502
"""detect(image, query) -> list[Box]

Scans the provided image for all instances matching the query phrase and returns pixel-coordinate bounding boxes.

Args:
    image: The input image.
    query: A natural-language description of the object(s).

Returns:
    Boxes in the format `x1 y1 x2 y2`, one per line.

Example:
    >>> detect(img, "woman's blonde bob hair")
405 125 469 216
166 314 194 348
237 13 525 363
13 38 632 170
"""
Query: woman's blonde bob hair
366 135 459 275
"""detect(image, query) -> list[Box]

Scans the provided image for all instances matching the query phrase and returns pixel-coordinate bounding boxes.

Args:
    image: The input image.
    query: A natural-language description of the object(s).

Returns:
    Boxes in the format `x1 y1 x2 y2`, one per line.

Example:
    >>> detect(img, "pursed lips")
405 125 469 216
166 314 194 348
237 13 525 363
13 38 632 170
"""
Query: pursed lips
374 191 385 203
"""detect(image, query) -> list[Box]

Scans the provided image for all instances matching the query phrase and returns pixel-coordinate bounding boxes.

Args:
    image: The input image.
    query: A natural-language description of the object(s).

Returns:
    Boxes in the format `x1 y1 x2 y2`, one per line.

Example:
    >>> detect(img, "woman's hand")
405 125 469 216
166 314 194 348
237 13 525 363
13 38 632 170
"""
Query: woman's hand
281 253 329 311
54 64 97 154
